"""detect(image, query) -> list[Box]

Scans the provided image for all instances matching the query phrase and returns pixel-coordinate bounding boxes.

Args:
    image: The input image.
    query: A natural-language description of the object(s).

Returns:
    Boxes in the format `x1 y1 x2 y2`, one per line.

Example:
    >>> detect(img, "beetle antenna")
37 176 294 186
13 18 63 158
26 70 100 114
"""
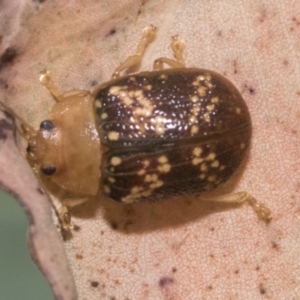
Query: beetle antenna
39 70 63 101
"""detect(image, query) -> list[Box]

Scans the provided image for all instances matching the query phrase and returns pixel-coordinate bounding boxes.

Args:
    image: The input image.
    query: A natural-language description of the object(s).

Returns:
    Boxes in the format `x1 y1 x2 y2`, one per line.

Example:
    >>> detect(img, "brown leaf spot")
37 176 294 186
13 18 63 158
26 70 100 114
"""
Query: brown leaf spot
292 17 300 26
90 80 98 87
282 59 289 66
259 8 268 23
216 30 223 37
110 221 118 230
248 87 255 95
0 119 14 140
90 281 99 288
242 83 256 95
73 224 81 232
159 277 174 288
106 28 116 37
76 254 83 260
0 78 8 89
271 241 279 250
259 283 266 294
291 129 297 135
233 59 238 74
37 187 44 195
0 48 17 69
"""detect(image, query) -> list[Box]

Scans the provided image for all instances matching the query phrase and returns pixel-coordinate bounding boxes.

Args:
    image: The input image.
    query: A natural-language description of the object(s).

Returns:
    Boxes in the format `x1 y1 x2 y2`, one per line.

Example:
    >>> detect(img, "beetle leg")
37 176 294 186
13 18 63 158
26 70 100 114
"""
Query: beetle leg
58 197 90 230
112 25 157 79
59 205 73 230
203 191 272 223
153 35 186 70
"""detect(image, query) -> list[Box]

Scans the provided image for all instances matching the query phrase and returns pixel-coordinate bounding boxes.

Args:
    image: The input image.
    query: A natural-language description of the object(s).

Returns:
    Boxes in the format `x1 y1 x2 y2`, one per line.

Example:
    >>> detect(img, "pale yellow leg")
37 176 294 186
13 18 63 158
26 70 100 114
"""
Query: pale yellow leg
153 35 186 70
203 191 272 223
59 206 73 231
112 25 157 79
59 198 89 230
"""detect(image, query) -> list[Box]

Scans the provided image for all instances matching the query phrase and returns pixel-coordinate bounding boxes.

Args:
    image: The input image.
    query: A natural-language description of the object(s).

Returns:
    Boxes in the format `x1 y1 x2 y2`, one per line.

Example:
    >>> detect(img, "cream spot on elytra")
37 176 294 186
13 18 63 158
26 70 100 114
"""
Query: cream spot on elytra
131 186 141 194
211 160 220 168
192 104 200 115
111 156 121 166
157 155 171 173
206 153 216 161
121 196 136 203
101 113 108 119
211 97 219 104
193 147 202 157
190 95 199 102
158 156 168 164
203 112 210 123
206 104 215 111
208 175 216 182
159 74 167 79
149 180 163 189
95 100 102 108
104 185 110 194
137 169 146 176
191 125 199 134
108 131 119 141
189 115 197 123
109 86 122 95
143 160 150 167
197 86 207 97
151 116 167 135
158 164 171 173
192 157 203 165
108 177 115 183
201 163 208 172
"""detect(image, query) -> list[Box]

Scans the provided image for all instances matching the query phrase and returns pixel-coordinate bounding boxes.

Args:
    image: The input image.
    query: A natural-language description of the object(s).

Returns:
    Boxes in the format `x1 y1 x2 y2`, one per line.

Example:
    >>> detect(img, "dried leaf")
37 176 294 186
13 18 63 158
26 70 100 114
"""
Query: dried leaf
1 0 300 299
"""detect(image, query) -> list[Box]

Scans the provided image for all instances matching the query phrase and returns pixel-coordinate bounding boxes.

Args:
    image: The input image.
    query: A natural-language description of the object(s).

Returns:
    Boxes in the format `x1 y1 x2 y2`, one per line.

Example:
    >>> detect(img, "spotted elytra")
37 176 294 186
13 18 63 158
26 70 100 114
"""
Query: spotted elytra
0 25 271 229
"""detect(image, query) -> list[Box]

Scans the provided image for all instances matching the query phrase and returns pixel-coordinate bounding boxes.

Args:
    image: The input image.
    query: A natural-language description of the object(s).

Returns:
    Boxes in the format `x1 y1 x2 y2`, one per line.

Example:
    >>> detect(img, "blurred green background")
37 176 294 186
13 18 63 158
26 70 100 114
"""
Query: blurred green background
0 190 53 300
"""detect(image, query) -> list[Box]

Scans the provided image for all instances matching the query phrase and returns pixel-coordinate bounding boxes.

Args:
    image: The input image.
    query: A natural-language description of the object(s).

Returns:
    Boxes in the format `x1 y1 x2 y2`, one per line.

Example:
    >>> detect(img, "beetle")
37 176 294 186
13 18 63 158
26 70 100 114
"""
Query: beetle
0 25 271 229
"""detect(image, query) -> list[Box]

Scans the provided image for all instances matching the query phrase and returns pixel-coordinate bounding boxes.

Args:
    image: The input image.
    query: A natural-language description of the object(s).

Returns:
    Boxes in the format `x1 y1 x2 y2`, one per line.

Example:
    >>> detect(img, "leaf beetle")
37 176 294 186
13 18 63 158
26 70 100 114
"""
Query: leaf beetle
0 26 271 229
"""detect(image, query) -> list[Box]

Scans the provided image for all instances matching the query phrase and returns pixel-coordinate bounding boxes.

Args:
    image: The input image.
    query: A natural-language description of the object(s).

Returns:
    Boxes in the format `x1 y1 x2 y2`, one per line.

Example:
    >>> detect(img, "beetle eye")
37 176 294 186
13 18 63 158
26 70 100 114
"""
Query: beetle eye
40 120 55 131
41 166 56 176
